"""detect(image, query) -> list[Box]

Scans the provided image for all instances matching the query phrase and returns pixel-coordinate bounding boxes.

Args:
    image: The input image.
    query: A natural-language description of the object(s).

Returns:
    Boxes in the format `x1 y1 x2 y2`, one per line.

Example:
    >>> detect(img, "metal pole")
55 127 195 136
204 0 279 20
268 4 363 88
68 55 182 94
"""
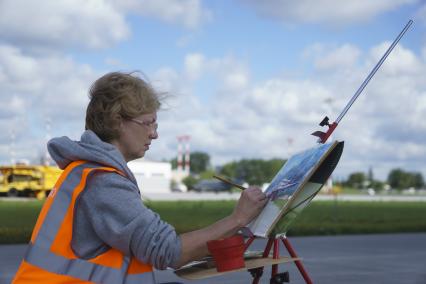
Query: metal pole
336 19 413 124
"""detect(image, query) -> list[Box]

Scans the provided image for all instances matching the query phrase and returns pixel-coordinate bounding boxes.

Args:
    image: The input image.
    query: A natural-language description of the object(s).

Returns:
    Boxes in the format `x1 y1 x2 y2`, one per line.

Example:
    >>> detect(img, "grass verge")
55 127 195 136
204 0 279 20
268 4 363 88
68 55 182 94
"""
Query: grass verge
1 199 425 244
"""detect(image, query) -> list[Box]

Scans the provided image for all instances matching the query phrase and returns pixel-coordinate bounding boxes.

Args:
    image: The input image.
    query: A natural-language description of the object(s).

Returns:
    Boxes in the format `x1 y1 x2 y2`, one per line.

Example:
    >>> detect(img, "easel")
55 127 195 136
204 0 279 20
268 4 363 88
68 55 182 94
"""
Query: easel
177 20 413 284
243 235 311 284
213 174 318 283
244 20 413 284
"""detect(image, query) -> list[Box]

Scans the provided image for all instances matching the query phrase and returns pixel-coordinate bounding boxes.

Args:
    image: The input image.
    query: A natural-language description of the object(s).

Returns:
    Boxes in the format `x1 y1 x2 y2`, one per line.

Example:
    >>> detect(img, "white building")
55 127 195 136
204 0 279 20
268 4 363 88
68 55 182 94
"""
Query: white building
128 159 172 194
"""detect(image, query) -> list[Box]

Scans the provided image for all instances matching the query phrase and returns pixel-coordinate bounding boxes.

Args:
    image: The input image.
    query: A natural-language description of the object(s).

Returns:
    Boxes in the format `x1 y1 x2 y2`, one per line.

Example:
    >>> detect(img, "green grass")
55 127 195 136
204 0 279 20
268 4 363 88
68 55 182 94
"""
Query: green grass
1 199 426 244
288 201 426 235
0 200 43 244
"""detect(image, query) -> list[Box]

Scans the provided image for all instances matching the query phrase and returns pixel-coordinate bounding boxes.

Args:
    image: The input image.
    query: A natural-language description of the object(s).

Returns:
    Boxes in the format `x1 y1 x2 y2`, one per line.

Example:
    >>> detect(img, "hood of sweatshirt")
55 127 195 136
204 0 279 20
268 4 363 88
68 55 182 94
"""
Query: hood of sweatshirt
47 130 137 185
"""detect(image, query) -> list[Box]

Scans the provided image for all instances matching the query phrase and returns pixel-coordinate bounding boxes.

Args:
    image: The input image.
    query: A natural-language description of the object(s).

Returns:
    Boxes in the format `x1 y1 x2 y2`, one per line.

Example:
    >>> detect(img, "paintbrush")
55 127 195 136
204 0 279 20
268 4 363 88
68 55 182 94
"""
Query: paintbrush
213 175 246 190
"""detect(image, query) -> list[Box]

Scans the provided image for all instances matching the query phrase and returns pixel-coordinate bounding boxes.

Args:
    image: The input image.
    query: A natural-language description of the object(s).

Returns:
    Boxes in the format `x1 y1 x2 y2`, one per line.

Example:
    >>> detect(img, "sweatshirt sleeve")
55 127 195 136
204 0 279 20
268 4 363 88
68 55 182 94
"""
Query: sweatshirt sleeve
76 171 182 270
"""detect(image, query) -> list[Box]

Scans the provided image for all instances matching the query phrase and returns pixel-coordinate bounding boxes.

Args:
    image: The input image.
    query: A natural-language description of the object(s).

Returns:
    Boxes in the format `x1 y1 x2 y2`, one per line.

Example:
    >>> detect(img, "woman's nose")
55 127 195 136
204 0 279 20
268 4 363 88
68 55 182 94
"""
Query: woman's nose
150 129 158 139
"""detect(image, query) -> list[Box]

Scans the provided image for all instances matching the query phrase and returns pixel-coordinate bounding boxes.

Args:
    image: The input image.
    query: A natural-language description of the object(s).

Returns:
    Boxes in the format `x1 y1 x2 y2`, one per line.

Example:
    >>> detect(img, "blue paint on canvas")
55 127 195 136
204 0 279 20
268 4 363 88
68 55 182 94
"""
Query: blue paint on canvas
265 142 334 201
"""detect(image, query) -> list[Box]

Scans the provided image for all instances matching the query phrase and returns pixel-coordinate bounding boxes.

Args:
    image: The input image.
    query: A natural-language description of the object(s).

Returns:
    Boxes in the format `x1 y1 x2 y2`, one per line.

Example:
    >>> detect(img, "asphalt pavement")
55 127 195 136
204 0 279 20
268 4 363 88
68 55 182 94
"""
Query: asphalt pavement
2 233 426 284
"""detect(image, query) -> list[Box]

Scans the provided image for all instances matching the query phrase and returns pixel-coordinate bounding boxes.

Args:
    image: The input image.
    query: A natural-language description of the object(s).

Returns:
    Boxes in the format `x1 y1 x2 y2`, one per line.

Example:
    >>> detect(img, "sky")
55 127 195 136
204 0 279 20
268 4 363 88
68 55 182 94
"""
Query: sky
0 0 425 181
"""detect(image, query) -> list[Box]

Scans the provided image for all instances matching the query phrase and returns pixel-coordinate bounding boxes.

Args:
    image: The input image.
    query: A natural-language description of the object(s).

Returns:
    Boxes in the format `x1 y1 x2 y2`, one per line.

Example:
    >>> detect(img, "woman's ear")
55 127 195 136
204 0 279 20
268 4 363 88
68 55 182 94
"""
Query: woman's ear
114 115 125 136
116 115 123 127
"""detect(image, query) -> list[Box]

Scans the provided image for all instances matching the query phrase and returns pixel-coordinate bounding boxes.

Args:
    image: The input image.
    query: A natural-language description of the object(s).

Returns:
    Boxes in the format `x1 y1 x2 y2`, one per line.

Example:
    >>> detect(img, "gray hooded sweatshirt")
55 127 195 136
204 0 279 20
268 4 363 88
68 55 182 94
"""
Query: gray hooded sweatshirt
47 130 181 270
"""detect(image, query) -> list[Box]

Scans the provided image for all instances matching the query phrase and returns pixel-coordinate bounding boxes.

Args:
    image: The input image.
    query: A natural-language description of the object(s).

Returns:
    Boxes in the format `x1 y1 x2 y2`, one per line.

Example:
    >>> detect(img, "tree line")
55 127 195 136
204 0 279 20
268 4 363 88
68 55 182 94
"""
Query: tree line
171 152 425 191
344 168 424 190
171 151 286 189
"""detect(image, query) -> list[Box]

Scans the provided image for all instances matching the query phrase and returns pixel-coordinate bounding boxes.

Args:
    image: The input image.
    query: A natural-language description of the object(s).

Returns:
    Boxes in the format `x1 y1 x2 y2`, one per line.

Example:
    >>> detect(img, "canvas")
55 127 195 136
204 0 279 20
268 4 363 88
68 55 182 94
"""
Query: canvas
247 141 344 237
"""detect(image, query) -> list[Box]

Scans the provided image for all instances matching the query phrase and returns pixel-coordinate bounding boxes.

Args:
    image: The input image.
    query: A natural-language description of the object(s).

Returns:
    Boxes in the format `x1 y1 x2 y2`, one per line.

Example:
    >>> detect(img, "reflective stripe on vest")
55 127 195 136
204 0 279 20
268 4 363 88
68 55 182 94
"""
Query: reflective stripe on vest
13 161 155 284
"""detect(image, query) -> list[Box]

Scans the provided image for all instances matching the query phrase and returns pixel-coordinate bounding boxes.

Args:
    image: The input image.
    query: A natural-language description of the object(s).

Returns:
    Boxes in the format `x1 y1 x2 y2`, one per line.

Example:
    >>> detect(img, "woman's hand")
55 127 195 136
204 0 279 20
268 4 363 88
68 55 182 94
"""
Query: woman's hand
231 186 268 227
176 186 268 268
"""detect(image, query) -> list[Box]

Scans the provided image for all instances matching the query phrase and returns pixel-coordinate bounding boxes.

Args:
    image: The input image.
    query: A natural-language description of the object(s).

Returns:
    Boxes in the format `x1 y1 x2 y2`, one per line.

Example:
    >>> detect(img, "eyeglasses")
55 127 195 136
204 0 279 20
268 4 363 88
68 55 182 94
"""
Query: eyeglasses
130 118 158 131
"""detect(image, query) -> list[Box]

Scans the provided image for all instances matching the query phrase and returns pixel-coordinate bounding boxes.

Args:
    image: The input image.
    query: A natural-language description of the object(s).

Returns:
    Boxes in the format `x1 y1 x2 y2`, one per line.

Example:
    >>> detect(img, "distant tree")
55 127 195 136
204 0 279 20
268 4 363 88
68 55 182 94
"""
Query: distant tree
387 168 424 190
413 173 424 189
182 175 198 191
264 159 286 181
170 158 177 169
189 152 210 174
235 159 266 185
346 172 366 189
370 180 385 191
388 169 407 190
367 167 374 185
199 169 216 179
219 158 286 186
219 161 238 179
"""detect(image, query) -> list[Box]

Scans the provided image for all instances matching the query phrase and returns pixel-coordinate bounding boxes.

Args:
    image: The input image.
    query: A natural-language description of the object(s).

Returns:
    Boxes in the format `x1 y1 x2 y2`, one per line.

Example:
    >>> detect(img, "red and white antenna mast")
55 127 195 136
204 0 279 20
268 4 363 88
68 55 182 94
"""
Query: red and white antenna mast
177 135 191 174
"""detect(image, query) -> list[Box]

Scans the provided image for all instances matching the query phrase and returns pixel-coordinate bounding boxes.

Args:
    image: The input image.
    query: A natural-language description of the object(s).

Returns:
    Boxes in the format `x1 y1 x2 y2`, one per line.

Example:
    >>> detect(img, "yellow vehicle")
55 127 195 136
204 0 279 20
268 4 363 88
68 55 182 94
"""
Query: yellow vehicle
0 165 62 199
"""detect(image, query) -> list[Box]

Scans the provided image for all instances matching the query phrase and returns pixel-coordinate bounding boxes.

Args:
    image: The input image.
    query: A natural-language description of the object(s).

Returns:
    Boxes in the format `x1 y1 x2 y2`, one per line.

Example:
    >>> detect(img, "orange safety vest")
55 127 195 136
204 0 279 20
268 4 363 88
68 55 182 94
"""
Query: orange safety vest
13 161 155 283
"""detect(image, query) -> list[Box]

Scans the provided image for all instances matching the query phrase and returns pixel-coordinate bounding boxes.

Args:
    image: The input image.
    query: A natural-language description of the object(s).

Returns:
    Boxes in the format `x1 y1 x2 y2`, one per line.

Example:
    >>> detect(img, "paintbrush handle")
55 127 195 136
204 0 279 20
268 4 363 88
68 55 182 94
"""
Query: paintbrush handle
213 175 246 190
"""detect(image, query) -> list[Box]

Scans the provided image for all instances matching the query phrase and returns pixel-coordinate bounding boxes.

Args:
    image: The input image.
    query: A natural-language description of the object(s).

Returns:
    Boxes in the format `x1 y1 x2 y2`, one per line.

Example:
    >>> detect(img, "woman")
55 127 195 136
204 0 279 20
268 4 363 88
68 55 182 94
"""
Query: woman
13 72 267 283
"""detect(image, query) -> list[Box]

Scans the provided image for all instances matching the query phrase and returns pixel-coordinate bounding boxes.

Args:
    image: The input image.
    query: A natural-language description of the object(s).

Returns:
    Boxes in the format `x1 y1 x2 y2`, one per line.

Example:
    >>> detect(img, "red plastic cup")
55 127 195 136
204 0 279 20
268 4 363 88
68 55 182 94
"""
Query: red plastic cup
207 235 245 272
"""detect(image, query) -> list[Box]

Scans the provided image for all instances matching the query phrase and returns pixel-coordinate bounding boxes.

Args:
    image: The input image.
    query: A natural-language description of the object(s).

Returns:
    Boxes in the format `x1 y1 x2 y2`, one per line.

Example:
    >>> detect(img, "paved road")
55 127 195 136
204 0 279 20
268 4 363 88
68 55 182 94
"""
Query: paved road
2 233 426 284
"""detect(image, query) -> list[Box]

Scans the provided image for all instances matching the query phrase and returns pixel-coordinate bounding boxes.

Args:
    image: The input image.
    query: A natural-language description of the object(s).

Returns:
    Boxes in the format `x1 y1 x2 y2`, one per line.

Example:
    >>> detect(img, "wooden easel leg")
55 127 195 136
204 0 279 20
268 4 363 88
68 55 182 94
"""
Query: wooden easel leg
269 239 291 284
249 238 274 284
281 236 313 284
272 239 279 276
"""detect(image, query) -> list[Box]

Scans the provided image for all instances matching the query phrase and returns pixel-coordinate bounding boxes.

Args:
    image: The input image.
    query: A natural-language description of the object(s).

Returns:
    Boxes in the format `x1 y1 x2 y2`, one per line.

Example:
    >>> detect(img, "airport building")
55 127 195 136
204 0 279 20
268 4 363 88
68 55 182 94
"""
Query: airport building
128 159 172 194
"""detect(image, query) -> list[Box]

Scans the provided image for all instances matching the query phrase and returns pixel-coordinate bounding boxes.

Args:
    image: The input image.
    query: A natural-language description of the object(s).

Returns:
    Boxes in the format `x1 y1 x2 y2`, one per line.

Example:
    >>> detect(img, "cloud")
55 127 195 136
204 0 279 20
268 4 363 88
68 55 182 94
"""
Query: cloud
141 53 253 161
326 43 426 178
0 44 94 116
0 0 211 52
0 0 213 165
1 0 424 182
0 44 97 163
146 43 426 180
110 0 212 29
184 53 205 81
104 57 126 68
241 0 417 26
422 46 426 61
306 44 362 71
0 96 25 119
415 3 426 26
183 53 250 91
368 41 423 75
145 52 330 164
1 39 424 179
0 0 129 50
176 34 196 48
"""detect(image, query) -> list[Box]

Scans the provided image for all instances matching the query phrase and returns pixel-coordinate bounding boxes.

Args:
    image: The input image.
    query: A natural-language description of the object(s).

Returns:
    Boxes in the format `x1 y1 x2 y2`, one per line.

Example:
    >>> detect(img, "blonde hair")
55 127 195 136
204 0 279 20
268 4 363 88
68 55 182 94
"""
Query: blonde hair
85 71 161 142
